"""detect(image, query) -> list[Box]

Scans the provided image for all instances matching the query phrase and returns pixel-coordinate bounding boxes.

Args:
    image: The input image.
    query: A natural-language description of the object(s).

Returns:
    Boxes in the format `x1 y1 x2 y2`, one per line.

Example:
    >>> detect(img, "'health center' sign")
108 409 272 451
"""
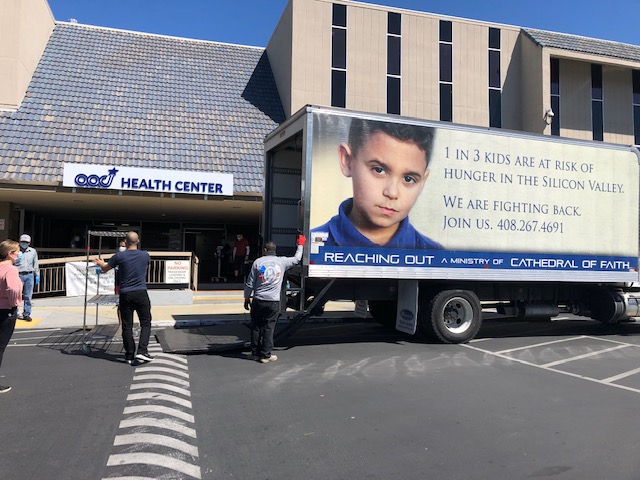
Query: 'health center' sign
63 163 233 196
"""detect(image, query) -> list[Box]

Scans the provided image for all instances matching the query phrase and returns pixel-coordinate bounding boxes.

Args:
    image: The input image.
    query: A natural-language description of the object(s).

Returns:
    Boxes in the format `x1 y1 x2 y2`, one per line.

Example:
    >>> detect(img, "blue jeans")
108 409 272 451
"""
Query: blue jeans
19 273 34 317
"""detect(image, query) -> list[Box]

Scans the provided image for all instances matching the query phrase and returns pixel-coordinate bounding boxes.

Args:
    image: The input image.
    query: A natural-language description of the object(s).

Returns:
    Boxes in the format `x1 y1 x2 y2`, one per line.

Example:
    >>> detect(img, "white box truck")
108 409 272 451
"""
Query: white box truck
263 105 640 343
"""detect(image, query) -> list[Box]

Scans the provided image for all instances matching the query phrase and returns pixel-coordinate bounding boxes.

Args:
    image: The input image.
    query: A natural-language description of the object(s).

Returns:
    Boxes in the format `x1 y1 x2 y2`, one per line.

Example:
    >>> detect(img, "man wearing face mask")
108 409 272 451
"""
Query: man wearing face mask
14 234 39 322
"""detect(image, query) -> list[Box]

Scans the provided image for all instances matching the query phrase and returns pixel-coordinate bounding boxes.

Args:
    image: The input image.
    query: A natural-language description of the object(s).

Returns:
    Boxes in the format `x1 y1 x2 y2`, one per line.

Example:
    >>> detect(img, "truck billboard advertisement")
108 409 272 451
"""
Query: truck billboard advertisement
308 112 639 281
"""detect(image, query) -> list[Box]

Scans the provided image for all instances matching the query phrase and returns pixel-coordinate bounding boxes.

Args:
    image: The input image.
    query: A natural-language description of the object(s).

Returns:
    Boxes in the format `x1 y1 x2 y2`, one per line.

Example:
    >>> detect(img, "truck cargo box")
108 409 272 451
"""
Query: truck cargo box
263 106 640 343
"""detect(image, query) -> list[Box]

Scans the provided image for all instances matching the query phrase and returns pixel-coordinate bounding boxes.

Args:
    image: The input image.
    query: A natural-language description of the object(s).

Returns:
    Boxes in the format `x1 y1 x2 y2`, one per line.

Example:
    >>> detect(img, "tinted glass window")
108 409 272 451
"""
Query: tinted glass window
388 12 401 35
387 76 400 115
592 100 603 141
489 50 500 88
439 20 452 42
634 105 640 145
439 43 452 82
332 4 346 27
440 83 452 122
489 89 502 128
387 36 401 76
332 27 346 69
550 58 560 95
591 64 603 100
633 70 640 105
551 96 560 136
331 70 346 108
489 28 500 49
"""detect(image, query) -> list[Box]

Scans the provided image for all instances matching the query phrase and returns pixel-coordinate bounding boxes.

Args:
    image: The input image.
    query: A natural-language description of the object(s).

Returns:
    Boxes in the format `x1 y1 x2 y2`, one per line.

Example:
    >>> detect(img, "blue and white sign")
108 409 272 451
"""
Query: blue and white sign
62 163 233 196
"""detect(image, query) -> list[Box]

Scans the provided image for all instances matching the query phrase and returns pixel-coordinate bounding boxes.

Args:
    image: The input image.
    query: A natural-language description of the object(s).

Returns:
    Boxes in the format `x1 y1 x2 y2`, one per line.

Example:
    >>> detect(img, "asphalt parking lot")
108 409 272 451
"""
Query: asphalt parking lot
4 313 640 479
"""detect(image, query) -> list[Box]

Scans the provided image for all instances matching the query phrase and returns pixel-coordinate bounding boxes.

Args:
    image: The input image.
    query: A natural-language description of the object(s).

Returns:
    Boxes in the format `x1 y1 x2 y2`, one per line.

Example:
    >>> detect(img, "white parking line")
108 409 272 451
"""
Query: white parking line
602 366 640 384
540 344 628 368
495 336 587 354
462 341 640 396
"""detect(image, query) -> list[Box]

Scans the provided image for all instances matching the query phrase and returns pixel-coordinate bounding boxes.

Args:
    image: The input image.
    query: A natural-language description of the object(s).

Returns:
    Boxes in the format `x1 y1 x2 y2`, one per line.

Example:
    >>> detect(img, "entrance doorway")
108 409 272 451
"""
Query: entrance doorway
184 228 228 284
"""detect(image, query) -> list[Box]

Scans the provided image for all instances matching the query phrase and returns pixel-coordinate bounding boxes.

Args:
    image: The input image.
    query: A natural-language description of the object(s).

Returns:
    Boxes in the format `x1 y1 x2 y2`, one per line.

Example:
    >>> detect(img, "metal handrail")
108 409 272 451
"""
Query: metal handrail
34 251 199 296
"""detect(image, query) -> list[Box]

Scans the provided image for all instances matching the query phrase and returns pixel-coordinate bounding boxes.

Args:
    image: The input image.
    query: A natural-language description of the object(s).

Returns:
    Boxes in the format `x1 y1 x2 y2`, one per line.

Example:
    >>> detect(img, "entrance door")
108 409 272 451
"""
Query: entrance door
184 229 226 284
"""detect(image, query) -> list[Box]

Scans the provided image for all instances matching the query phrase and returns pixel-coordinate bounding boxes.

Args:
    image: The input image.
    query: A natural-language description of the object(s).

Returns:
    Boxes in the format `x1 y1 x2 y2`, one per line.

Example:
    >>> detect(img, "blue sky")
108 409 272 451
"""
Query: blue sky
47 0 640 47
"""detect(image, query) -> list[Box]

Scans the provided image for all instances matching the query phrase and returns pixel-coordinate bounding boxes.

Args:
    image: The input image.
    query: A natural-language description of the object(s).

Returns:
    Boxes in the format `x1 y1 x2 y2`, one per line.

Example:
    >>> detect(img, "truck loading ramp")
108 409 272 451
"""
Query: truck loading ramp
155 310 373 355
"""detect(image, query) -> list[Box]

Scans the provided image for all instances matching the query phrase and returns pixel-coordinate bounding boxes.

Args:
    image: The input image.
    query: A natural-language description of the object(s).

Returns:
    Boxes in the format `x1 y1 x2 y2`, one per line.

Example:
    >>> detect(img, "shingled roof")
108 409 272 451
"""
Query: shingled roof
0 23 285 194
524 28 640 64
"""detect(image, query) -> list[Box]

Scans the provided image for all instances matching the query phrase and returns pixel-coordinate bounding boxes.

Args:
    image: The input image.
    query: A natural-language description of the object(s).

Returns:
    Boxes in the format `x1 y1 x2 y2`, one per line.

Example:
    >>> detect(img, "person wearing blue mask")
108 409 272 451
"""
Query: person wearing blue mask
14 234 39 322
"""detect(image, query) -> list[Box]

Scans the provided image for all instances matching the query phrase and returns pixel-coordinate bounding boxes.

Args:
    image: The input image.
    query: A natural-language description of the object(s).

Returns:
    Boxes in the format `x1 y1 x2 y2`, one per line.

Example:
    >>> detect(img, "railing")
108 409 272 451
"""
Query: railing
33 251 199 297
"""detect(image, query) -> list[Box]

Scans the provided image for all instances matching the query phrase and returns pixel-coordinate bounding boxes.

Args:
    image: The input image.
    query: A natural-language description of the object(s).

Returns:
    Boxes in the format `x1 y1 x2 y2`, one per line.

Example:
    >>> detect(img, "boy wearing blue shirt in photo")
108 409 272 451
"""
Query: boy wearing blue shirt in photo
312 118 443 249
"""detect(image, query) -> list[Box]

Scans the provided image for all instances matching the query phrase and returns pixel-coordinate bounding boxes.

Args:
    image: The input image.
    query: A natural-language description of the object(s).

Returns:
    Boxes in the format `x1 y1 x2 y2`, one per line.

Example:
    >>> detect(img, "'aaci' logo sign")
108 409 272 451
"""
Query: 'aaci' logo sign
74 167 119 188
62 163 233 196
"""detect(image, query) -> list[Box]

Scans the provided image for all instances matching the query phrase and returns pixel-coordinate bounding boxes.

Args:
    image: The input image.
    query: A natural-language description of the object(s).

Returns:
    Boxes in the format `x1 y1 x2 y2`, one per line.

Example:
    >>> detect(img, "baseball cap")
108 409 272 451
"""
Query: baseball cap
20 234 31 243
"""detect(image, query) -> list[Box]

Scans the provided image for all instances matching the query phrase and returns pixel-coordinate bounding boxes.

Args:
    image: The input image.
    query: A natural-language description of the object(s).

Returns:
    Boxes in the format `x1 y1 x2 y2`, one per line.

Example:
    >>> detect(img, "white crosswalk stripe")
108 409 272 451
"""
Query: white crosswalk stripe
103 339 202 480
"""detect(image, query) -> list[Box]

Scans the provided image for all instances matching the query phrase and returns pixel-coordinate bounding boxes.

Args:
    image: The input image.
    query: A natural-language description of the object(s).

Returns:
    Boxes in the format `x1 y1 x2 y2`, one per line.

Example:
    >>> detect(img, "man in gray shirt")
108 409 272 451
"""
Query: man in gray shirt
15 234 39 322
244 235 305 363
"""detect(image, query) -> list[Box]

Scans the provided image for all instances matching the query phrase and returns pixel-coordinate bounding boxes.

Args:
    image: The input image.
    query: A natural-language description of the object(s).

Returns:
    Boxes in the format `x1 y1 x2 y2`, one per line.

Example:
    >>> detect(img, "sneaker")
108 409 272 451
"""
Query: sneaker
22 315 32 322
0 385 11 393
259 354 278 364
135 352 154 363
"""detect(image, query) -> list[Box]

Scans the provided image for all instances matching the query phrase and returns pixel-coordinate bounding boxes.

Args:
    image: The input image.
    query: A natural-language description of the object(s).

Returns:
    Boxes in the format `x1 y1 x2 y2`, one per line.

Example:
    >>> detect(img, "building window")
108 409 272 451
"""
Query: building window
550 58 560 136
387 12 401 114
439 20 453 122
591 64 603 141
331 4 347 108
332 3 346 27
633 70 640 145
488 27 501 128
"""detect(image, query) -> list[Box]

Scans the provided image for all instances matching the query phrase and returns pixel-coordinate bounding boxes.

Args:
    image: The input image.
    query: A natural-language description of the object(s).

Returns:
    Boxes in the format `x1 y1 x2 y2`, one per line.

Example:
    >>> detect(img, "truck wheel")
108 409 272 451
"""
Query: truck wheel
369 300 397 328
421 290 482 344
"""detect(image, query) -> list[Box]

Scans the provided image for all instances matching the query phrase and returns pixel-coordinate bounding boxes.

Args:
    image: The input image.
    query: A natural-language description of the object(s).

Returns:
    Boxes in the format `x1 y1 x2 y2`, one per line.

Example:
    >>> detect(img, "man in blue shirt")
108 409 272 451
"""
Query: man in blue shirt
312 118 443 250
95 231 152 365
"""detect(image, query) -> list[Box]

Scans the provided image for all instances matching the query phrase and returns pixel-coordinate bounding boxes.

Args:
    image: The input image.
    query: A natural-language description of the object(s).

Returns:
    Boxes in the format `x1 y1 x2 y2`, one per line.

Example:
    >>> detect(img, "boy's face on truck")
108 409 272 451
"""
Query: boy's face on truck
338 131 429 244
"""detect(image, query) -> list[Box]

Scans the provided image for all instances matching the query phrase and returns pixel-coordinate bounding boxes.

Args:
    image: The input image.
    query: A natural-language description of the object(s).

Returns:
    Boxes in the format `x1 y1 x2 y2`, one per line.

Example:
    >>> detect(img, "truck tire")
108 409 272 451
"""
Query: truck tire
369 300 397 328
420 289 482 344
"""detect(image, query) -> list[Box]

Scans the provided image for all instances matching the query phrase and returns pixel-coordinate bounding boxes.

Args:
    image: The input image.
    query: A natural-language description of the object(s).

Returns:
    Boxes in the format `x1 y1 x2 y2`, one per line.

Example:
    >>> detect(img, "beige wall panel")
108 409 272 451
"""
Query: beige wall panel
21 0 54 67
346 6 386 113
500 27 522 130
519 38 545 133
560 59 591 140
267 1 293 117
0 0 53 109
0 58 17 110
401 14 439 120
602 66 633 144
291 0 333 115
0 1 20 57
453 22 487 127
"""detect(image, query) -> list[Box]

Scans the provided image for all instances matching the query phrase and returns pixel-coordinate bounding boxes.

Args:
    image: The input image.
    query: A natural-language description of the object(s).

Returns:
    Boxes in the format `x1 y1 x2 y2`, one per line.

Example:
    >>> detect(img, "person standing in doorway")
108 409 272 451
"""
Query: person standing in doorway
244 235 305 363
14 234 39 322
94 231 152 365
0 239 23 393
232 233 250 281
